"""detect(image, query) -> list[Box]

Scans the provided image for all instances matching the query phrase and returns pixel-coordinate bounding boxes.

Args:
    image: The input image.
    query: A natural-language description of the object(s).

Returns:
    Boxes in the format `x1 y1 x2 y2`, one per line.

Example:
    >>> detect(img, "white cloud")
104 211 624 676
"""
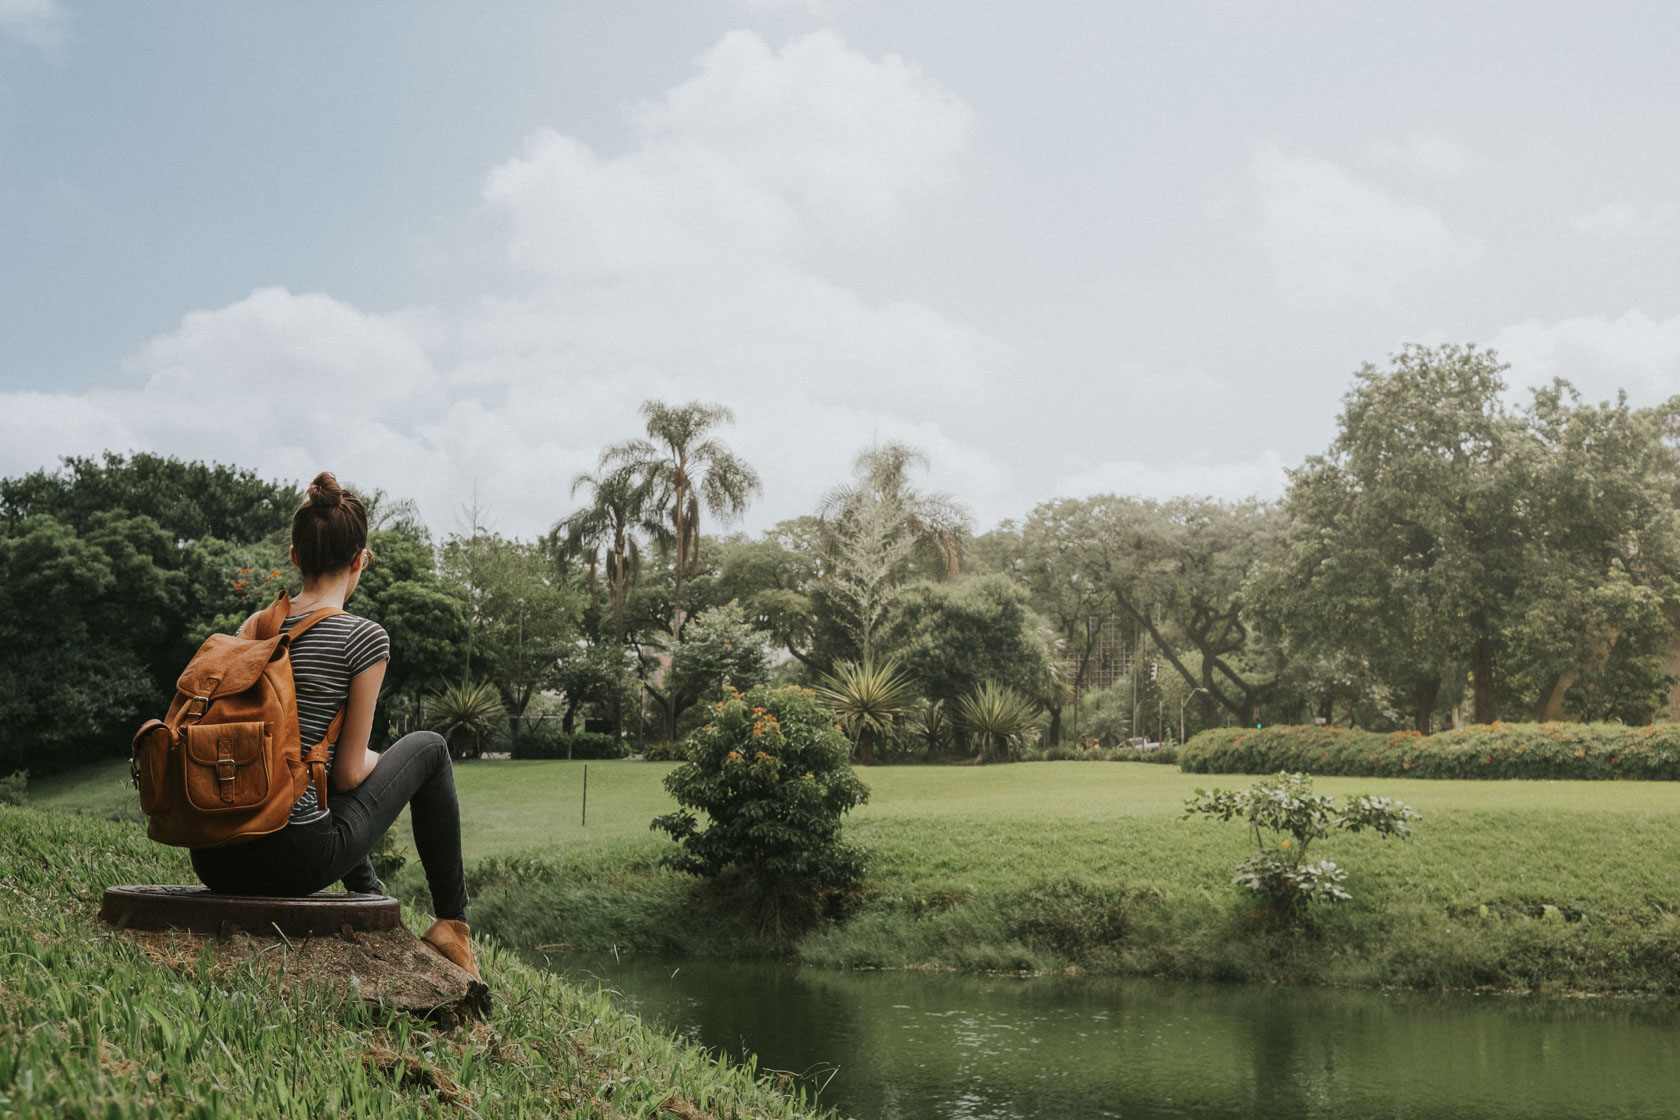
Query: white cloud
1569 202 1678 238
1368 134 1485 182
1251 146 1481 308
1494 309 1680 404
0 30 1015 539
1054 450 1289 506
0 0 67 49
484 29 972 278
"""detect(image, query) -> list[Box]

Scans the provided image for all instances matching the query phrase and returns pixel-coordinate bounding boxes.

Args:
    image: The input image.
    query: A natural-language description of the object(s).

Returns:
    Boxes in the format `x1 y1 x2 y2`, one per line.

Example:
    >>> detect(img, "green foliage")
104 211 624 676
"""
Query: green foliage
441 529 582 734
508 725 628 760
882 574 1054 708
815 658 919 764
955 681 1039 762
1181 722 1680 780
1184 772 1418 918
0 451 296 542
645 601 774 739
652 685 869 936
639 740 691 762
424 679 508 758
0 769 26 805
0 513 185 775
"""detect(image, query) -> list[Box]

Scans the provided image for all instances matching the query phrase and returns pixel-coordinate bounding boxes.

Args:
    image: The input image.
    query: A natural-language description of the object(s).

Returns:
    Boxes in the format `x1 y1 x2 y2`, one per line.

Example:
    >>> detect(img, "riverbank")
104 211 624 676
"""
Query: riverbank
0 803 827 1119
35 760 1680 995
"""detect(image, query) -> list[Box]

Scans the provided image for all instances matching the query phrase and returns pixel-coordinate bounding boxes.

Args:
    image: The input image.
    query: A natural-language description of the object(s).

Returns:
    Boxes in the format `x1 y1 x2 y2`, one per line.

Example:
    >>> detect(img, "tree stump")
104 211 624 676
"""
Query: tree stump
100 885 488 1028
99 884 401 936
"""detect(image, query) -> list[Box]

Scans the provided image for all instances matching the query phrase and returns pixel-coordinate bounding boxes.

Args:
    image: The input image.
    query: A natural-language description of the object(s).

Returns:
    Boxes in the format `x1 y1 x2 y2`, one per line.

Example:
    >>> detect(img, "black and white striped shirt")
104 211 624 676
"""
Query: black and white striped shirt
276 611 390 824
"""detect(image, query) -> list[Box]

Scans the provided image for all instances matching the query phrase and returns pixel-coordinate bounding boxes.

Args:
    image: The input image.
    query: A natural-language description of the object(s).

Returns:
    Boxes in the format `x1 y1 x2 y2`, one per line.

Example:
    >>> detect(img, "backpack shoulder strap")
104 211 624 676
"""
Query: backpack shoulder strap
281 606 347 643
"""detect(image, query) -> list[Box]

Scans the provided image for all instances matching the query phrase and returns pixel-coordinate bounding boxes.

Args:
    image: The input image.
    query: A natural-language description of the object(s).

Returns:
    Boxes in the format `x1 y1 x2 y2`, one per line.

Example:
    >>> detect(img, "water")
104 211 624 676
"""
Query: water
527 951 1680 1120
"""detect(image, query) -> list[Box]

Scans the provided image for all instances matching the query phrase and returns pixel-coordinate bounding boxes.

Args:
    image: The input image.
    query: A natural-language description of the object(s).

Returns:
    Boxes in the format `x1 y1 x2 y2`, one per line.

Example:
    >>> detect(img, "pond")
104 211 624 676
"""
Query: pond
528 951 1680 1120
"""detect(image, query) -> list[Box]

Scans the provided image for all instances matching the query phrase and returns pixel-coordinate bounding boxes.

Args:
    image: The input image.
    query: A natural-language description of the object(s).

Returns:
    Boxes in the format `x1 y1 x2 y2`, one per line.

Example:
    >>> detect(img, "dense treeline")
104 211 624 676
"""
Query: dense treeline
5 346 1679 778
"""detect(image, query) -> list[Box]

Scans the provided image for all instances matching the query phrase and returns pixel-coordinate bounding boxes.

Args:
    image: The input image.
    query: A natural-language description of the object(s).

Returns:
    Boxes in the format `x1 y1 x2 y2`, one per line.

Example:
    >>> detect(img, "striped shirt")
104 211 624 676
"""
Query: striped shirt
274 611 390 824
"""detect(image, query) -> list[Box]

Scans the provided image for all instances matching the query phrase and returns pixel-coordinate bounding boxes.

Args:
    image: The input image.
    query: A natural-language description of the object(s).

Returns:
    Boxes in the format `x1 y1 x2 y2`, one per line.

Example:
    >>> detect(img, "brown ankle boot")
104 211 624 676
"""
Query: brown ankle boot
421 918 480 981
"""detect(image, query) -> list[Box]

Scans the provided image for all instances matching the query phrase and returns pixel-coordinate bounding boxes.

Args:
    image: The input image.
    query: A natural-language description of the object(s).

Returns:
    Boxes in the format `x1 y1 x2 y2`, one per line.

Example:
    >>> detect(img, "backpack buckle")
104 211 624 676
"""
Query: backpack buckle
185 695 210 719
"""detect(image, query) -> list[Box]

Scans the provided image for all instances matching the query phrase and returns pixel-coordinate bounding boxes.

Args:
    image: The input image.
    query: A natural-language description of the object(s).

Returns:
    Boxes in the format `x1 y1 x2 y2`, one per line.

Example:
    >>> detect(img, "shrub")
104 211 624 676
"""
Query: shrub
639 741 691 762
1180 722 1680 780
652 686 870 937
1184 772 1418 921
1018 744 1180 765
509 726 628 760
0 770 26 806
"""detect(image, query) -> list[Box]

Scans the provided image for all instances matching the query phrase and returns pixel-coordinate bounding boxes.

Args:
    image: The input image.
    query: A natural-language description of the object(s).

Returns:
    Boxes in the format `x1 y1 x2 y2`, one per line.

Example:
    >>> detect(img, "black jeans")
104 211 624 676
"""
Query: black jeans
190 730 469 921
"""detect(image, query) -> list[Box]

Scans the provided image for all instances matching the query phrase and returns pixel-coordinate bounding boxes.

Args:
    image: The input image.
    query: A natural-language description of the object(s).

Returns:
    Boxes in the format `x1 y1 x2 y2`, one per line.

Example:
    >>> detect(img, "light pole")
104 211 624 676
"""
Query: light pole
1180 687 1209 746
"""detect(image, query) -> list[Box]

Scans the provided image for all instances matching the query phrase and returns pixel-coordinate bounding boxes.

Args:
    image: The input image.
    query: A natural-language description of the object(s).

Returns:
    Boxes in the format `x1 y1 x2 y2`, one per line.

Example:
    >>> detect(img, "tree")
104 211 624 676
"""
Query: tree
880 575 1056 709
1 452 296 543
1252 345 1523 731
440 529 582 736
643 601 773 740
1011 496 1274 728
605 400 760 616
556 462 663 642
1504 384 1680 722
819 442 973 581
0 514 185 775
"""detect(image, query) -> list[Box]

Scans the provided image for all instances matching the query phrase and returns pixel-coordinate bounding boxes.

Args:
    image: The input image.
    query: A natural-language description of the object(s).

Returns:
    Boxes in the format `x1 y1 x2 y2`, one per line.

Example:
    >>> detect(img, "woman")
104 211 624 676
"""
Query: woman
190 472 477 980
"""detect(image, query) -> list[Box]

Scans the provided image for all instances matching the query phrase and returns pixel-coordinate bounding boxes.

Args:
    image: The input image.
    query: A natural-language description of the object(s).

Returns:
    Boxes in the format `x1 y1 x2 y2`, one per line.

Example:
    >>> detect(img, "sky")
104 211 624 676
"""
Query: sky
3 1 1679 540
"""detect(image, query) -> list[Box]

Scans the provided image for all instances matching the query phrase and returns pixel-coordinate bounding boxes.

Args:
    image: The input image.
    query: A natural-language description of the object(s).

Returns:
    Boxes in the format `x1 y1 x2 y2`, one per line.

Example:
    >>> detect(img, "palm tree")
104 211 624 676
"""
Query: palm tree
606 400 760 617
955 681 1038 764
556 463 664 641
819 442 973 582
816 659 919 766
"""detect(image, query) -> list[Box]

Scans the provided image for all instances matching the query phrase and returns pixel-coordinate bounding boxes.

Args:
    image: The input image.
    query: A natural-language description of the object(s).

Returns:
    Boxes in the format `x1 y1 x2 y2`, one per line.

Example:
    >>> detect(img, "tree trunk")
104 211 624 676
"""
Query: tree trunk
1471 636 1495 724
857 729 877 766
1414 676 1440 735
1047 706 1062 746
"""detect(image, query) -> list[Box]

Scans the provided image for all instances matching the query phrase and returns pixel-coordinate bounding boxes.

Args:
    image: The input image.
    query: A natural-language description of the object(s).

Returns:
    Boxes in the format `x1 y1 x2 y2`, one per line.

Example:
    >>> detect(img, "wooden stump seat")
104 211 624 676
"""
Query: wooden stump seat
100 884 401 937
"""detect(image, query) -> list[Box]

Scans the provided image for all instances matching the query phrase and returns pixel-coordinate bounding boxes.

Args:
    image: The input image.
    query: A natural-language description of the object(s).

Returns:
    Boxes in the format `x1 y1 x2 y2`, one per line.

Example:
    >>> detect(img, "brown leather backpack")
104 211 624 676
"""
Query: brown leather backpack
131 592 345 848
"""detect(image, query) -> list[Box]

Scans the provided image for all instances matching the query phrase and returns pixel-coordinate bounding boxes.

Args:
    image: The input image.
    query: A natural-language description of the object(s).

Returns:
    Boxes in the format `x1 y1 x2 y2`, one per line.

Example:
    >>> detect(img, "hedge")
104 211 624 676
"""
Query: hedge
509 726 628 760
1179 722 1680 780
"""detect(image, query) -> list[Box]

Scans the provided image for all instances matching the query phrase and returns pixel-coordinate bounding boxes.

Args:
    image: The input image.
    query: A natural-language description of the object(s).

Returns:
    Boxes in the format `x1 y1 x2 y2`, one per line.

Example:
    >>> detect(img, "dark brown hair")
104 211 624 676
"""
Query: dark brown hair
291 471 369 579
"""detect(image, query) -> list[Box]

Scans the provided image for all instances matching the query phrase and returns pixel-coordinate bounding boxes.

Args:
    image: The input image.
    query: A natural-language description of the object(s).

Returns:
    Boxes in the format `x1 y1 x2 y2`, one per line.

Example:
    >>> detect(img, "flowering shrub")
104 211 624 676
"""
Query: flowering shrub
1184 772 1418 918
1180 723 1680 780
652 685 870 936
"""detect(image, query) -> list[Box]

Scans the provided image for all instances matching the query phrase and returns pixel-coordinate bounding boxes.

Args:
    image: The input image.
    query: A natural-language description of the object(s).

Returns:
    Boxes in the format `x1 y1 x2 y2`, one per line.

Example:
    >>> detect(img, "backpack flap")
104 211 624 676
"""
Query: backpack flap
182 722 272 812
176 633 283 701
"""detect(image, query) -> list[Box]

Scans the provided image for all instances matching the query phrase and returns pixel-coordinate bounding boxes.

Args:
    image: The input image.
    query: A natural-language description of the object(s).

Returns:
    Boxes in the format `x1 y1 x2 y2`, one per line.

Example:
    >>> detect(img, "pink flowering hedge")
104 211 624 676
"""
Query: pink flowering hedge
1179 722 1680 780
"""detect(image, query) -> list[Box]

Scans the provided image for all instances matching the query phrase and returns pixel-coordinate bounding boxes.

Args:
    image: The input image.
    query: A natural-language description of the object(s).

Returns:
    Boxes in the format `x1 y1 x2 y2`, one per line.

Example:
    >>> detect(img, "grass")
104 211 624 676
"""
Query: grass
32 758 1680 994
0 802 828 1119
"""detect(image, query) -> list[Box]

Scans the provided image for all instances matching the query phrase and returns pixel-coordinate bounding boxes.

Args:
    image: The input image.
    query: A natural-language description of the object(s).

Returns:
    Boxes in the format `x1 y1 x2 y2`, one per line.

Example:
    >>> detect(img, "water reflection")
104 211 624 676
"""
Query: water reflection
527 951 1680 1120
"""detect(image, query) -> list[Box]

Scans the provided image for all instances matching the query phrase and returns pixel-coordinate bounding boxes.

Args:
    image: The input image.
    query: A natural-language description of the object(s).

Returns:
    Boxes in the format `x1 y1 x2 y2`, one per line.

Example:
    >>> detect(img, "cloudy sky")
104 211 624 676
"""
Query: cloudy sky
4 2 1678 538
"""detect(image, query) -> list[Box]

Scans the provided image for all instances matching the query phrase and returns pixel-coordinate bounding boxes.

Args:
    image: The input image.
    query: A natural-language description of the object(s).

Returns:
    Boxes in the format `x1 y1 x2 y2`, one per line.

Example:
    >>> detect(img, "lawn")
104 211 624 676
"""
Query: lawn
32 758 1680 992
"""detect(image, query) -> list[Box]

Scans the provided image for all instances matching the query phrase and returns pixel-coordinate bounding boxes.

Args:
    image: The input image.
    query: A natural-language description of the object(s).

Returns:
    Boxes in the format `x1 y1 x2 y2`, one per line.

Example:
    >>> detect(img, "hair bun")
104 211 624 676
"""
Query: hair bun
306 471 344 509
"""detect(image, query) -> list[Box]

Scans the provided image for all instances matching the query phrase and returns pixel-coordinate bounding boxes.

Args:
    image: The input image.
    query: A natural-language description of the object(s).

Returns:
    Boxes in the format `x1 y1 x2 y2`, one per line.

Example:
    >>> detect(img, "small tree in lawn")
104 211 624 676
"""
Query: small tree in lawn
1184 772 1418 923
652 685 870 937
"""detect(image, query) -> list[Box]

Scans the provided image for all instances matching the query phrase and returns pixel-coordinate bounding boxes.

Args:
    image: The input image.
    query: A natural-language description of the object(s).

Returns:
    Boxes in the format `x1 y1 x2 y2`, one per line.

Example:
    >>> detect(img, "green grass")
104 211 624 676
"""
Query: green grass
0 802 827 1119
32 758 1680 994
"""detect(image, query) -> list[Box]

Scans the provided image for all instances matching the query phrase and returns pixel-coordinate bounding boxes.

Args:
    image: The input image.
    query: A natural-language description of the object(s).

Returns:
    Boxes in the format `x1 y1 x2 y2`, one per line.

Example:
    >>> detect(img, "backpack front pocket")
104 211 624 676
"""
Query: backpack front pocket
182 722 272 812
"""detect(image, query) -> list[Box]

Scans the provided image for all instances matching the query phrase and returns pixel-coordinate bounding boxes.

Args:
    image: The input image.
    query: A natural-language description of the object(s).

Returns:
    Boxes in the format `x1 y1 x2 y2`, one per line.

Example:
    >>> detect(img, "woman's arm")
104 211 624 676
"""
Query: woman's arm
329 659 388 793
